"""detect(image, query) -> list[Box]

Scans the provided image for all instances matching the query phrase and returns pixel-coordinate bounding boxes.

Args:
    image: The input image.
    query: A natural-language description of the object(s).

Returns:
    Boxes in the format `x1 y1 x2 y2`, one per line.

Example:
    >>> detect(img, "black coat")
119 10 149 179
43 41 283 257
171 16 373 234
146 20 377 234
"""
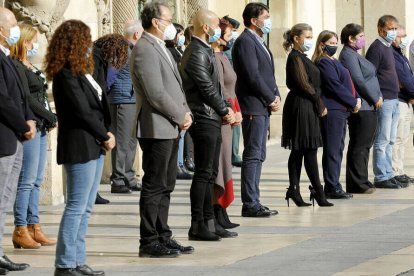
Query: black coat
0 51 35 156
52 66 111 164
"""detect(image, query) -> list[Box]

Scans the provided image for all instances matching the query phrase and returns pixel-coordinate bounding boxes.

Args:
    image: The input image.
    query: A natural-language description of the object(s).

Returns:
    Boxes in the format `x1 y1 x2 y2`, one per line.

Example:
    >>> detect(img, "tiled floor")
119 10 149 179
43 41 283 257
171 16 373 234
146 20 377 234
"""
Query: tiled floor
4 142 414 275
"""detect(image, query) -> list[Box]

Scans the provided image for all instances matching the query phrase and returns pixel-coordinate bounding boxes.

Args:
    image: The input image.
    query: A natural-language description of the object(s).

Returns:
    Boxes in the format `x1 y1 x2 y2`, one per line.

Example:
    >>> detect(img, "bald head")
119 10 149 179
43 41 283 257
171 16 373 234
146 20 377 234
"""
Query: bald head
124 19 143 44
0 7 16 29
193 9 218 32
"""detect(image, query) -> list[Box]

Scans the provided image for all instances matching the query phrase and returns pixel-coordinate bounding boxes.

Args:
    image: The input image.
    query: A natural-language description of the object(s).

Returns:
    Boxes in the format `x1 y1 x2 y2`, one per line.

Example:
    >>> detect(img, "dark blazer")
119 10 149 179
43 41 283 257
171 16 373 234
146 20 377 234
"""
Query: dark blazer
53 66 111 164
0 51 34 156
232 28 280 115
392 46 414 102
339 45 382 110
317 57 358 110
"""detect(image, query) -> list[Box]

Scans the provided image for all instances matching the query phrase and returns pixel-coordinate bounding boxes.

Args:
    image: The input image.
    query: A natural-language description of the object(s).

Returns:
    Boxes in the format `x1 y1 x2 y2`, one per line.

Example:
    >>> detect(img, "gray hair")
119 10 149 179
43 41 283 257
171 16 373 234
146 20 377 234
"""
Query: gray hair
124 20 143 36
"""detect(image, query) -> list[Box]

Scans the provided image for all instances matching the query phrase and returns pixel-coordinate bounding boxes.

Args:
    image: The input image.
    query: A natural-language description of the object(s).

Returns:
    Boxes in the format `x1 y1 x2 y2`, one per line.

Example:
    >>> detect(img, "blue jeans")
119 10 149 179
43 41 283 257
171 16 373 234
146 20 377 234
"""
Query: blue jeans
55 155 104 268
14 130 47 226
373 99 400 182
177 130 186 166
241 115 269 209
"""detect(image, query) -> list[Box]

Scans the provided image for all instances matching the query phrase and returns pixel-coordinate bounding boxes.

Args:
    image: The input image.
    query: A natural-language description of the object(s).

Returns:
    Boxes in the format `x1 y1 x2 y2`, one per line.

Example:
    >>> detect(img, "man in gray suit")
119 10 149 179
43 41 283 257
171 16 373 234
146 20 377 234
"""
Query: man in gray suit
130 1 194 258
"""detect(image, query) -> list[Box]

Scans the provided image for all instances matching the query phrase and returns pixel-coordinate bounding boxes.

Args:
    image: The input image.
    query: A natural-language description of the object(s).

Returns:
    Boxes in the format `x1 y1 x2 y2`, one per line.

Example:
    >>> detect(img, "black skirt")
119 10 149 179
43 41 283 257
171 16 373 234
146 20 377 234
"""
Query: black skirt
281 91 323 150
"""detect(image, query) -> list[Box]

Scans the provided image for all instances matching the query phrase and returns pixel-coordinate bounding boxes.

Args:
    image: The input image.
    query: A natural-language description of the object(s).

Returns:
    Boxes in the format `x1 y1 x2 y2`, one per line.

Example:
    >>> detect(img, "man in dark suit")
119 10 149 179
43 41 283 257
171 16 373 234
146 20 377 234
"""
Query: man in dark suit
131 1 194 258
232 2 281 217
0 7 35 274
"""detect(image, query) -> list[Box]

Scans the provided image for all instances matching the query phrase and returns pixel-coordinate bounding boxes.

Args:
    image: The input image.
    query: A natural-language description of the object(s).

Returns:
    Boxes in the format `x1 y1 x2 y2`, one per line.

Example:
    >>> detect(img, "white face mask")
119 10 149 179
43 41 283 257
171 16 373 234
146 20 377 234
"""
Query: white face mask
159 21 177 41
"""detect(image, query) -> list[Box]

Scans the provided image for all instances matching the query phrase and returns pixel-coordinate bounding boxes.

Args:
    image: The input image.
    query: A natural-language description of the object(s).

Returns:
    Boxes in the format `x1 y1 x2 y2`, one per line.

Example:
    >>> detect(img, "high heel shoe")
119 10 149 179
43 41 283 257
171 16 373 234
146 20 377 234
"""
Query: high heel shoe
285 188 312 207
309 186 334 207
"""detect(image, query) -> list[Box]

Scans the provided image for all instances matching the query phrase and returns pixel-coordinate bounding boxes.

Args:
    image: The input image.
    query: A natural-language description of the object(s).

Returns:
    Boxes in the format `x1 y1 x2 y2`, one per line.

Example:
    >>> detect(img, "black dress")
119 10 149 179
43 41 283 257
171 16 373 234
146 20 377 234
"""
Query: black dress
282 49 325 150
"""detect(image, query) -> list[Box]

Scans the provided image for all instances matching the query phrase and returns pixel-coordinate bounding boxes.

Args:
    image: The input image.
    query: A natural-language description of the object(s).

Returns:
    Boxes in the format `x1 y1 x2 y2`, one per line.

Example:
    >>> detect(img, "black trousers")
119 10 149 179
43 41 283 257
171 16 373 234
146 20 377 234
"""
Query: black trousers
189 120 222 222
346 111 377 192
184 131 193 159
138 138 178 245
288 148 323 190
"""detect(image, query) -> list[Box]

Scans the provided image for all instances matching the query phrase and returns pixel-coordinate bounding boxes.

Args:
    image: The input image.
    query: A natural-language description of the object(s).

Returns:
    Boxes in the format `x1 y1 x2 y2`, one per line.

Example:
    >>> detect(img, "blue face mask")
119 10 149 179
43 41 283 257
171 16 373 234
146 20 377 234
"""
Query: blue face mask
399 37 409 49
300 39 313 52
385 30 397 42
177 35 185 47
27 42 39 57
0 25 21 46
86 47 93 58
260 18 272 34
208 27 221 43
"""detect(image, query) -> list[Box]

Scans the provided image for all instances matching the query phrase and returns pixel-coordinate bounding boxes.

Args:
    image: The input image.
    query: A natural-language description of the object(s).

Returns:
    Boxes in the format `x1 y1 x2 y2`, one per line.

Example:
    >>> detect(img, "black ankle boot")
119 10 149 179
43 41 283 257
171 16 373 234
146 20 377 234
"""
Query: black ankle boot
309 186 334 207
95 193 110 204
212 218 238 238
213 204 239 229
285 187 311 207
188 220 221 241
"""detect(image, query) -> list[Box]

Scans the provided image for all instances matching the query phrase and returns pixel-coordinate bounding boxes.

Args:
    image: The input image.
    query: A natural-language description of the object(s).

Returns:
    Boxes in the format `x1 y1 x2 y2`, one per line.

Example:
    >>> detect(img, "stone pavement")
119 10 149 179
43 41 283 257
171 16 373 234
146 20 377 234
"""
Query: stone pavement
4 141 414 276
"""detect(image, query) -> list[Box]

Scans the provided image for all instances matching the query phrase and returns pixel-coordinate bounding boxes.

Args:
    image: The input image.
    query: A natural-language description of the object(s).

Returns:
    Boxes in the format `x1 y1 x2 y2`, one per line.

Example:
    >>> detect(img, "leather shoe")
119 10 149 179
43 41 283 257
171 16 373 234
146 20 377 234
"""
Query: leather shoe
95 193 110 204
129 184 142 191
391 177 409 188
164 239 194 254
232 160 242 167
394 175 409 184
363 187 376 194
54 268 83 276
325 189 353 199
110 185 131 194
241 206 271 217
76 264 105 275
375 179 401 189
260 205 278 215
0 255 29 271
184 157 195 172
177 165 192 180
0 268 8 275
403 174 414 183
139 241 180 258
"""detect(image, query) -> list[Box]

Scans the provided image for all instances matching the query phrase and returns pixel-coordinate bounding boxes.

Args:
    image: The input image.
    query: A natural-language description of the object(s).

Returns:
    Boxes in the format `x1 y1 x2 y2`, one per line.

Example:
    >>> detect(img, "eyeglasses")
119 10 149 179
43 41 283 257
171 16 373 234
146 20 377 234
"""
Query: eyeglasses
156 18 173 24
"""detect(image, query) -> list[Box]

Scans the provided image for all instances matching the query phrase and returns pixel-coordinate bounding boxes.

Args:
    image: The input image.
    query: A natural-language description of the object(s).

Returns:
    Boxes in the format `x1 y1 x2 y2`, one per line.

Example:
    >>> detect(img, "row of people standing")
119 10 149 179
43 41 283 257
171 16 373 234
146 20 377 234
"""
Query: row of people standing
281 14 414 208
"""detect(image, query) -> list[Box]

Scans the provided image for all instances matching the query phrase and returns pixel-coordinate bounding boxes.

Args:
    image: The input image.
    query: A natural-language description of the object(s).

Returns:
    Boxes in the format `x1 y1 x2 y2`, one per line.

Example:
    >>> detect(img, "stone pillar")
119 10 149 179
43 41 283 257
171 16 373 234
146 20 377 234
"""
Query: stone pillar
112 0 138 34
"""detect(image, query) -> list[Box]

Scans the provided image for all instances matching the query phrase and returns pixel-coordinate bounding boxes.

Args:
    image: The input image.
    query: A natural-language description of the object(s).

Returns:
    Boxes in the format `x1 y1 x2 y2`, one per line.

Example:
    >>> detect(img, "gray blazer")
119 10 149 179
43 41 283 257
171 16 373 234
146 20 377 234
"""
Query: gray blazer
130 32 189 139
339 45 382 111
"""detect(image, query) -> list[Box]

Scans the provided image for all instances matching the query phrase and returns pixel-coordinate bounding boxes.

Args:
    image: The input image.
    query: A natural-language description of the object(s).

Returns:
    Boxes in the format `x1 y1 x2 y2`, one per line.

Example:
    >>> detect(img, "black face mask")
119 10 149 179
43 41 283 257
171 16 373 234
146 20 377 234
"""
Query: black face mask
223 38 235 51
324 45 338 56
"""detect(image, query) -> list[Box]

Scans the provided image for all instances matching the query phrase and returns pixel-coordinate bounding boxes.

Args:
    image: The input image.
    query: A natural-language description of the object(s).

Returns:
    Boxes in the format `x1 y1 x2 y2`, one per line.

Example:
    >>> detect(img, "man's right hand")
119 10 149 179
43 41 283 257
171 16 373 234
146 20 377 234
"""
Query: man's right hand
24 120 37 140
375 97 383 109
103 132 116 151
179 112 193 130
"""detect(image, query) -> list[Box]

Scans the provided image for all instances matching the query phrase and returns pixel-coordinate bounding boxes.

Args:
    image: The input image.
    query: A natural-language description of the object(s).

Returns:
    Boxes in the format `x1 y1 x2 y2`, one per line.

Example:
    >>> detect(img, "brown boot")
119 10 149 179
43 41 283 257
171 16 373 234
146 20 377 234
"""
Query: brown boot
27 224 57 246
12 226 41 249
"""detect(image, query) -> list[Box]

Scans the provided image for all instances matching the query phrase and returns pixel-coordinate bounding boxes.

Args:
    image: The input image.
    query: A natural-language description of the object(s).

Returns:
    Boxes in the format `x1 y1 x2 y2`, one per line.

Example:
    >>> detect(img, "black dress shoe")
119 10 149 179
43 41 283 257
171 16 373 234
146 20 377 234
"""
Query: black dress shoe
232 160 242 167
241 206 271 217
177 165 193 180
214 221 238 238
54 268 83 276
404 174 414 183
110 185 131 194
76 264 105 275
188 220 221 241
374 179 401 189
139 241 180 258
391 177 409 188
184 157 195 172
325 189 353 199
95 193 110 204
0 255 29 271
260 205 278 215
0 268 8 275
164 239 194 254
394 175 409 184
129 184 142 191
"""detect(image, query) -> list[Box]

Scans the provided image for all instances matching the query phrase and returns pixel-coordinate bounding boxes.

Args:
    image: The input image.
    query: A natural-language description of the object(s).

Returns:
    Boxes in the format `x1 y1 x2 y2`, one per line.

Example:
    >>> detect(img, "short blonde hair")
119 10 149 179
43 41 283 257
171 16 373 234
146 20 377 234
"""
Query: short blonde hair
10 23 38 61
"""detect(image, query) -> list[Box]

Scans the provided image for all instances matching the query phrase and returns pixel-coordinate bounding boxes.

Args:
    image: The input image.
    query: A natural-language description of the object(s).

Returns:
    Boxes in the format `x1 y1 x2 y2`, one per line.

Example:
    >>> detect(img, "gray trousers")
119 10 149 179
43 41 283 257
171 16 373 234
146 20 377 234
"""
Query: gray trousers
0 141 23 256
110 103 138 187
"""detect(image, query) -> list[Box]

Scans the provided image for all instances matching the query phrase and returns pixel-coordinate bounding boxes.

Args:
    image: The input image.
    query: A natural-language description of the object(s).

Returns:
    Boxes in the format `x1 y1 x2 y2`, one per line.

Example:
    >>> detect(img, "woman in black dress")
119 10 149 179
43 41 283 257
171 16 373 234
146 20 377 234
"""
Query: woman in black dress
282 23 333 207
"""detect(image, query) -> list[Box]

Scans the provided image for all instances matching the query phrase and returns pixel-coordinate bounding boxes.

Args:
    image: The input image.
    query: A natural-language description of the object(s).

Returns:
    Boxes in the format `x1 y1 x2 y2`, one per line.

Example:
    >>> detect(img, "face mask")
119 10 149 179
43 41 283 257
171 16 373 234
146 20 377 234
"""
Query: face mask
385 30 397 42
231 31 239 40
27 42 39 57
224 39 234 51
86 47 93 58
177 35 185 47
161 23 177 41
300 39 313 52
208 27 221 43
259 18 272 34
399 37 409 49
0 25 21 46
355 37 366 50
324 45 337 56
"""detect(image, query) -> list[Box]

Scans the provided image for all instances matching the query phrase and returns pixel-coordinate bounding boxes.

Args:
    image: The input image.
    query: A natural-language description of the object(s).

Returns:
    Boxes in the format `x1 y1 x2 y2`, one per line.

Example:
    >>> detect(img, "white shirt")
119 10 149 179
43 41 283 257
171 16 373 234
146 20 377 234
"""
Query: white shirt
85 74 103 101
247 28 271 60
145 31 173 66
378 36 391 47
0 44 10 56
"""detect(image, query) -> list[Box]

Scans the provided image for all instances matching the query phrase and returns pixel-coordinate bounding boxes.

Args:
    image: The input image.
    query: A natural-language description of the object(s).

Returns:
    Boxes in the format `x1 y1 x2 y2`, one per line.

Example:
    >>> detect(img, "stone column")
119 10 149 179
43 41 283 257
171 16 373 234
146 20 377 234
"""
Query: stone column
112 0 138 34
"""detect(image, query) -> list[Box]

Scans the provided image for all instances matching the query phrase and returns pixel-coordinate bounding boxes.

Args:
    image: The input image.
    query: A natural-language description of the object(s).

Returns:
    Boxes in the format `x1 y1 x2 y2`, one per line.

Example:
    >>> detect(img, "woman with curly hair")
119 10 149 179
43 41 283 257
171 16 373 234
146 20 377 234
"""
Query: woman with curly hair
44 19 115 276
10 23 57 250
91 33 129 202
